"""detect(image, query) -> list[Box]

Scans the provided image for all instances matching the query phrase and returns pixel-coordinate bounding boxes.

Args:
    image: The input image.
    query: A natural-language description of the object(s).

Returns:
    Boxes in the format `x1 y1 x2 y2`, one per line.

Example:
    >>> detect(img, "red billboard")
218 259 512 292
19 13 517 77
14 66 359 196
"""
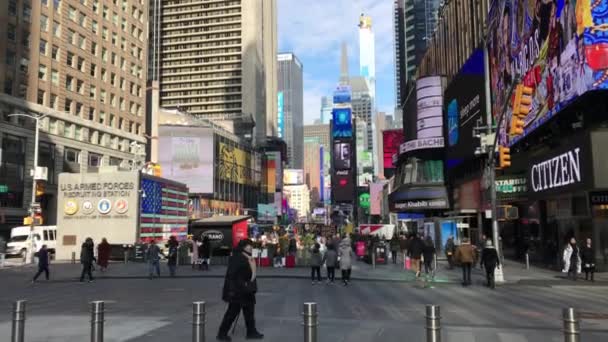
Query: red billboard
383 129 404 169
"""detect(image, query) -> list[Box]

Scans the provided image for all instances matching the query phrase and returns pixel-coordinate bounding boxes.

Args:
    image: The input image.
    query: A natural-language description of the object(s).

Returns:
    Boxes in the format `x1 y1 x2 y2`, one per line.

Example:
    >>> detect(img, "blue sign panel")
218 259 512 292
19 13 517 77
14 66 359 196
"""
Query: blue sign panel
333 85 352 104
277 92 284 138
332 108 352 138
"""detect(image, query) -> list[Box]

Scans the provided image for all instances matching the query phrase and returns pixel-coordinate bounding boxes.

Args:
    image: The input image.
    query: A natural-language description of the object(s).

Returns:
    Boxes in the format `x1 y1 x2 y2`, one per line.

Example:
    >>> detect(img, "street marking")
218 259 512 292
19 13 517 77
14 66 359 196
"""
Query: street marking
498 332 527 342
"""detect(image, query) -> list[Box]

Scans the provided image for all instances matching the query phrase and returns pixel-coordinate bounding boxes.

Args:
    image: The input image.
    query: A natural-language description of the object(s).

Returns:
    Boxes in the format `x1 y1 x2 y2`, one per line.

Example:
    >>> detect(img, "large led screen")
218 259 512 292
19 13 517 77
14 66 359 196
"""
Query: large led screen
382 129 404 169
158 126 214 194
488 0 608 146
332 108 353 138
333 141 352 170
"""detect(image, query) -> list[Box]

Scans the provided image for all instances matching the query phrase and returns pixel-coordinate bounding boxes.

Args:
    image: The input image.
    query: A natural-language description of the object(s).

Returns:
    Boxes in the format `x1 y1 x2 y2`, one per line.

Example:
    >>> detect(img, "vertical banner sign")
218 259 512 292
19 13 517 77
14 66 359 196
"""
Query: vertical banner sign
277 92 284 138
320 145 324 203
370 182 384 215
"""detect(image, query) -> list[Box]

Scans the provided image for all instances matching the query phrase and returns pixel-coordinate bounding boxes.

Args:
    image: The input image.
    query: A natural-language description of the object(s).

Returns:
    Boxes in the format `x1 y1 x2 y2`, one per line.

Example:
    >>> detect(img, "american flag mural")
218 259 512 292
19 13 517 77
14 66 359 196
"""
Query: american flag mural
139 177 189 243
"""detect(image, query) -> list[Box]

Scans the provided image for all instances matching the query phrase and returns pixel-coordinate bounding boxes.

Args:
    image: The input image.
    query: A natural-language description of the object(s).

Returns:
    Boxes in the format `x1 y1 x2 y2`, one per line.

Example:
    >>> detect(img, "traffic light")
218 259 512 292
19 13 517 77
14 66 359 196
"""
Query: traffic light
498 146 511 169
510 115 525 136
512 84 533 118
35 181 45 198
152 164 161 177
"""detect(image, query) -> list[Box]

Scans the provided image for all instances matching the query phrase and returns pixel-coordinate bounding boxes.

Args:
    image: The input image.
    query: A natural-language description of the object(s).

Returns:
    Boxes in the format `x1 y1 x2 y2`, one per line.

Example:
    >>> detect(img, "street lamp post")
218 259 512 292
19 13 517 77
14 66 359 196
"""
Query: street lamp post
8 113 48 264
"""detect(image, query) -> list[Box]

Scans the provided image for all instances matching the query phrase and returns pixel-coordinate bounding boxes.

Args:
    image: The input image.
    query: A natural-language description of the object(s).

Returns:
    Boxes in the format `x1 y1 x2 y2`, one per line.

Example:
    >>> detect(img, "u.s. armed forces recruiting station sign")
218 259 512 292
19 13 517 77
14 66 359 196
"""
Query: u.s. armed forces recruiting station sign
56 172 140 260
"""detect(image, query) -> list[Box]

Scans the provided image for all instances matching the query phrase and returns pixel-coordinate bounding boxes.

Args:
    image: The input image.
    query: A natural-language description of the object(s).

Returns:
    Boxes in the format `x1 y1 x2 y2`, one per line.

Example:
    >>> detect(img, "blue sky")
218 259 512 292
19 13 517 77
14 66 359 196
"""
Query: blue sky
277 0 395 124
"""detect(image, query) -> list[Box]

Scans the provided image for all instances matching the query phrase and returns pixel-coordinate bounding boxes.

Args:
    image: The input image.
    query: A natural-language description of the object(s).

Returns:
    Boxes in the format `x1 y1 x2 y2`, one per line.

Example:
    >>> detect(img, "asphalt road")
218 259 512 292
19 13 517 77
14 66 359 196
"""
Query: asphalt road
1 268 607 342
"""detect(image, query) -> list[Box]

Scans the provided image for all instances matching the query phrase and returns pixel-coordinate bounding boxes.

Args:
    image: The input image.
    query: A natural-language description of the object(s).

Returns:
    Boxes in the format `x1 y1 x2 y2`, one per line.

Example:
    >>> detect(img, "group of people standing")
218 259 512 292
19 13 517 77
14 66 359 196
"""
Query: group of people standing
563 237 596 282
309 234 353 286
190 236 211 271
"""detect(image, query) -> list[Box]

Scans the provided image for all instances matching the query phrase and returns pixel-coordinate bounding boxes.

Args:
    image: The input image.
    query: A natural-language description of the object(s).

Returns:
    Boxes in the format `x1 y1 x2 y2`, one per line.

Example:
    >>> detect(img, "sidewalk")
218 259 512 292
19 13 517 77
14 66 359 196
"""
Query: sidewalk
2 256 607 286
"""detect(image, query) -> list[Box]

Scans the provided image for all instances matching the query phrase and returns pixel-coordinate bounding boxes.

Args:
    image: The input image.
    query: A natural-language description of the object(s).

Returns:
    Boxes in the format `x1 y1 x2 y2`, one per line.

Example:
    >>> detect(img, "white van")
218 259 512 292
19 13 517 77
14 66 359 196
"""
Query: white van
6 226 57 258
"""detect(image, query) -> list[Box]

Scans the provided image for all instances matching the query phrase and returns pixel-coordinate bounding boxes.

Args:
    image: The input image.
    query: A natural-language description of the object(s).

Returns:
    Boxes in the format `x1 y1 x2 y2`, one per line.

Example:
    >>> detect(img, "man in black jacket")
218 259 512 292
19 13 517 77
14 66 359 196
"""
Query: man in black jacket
32 244 50 282
80 237 96 283
480 240 500 289
217 239 263 341
408 234 425 278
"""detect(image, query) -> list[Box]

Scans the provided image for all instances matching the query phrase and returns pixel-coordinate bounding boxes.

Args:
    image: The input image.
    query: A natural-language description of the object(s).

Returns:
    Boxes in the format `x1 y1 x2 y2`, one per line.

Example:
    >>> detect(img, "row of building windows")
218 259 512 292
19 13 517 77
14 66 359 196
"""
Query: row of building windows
161 55 240 67
161 71 242 83
161 41 241 52
161 64 242 75
162 24 241 38
162 16 241 30
161 48 241 60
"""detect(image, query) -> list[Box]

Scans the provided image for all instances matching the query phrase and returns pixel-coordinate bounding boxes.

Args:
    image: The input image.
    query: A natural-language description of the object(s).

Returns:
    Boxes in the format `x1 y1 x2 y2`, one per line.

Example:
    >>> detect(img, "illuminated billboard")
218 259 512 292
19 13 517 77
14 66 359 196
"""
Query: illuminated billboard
370 182 384 215
277 92 284 138
158 126 214 193
333 85 352 104
283 169 304 185
382 129 404 169
332 108 353 138
333 141 352 170
333 169 355 202
218 142 253 185
488 0 607 146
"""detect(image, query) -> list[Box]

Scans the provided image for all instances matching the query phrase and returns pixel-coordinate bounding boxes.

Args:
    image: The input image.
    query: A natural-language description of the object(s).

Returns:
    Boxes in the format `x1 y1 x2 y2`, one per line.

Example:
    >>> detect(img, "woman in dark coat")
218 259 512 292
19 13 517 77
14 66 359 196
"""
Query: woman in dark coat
217 239 263 341
581 238 596 282
199 236 211 271
422 236 436 274
97 238 111 272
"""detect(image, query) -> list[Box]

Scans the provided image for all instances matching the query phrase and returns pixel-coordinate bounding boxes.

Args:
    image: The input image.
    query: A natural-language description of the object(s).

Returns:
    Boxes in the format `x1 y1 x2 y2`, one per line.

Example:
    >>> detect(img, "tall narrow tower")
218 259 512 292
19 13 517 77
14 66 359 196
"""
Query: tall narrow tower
358 14 376 101
340 42 349 85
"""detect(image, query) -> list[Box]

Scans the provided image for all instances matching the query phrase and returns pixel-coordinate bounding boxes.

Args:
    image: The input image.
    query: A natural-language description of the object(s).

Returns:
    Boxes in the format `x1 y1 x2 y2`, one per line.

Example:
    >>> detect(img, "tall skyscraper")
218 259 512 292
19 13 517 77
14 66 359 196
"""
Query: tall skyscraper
394 0 441 109
350 77 372 153
0 0 148 230
148 0 278 143
303 124 330 205
278 53 303 169
320 96 332 125
358 14 376 102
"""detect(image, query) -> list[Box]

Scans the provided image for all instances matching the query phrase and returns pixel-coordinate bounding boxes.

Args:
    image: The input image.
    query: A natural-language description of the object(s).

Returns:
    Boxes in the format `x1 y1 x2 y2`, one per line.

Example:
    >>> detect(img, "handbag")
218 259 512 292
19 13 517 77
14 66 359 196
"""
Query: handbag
243 279 258 294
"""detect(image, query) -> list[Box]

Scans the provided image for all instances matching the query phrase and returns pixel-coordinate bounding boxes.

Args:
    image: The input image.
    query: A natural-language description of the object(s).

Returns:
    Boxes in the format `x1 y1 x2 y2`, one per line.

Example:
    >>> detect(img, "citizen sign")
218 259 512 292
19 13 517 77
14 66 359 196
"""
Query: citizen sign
530 148 582 193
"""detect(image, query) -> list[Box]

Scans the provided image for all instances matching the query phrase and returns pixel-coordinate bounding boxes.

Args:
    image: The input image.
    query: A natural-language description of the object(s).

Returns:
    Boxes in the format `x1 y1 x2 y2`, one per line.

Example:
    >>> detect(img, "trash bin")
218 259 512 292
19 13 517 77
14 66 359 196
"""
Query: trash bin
374 243 388 265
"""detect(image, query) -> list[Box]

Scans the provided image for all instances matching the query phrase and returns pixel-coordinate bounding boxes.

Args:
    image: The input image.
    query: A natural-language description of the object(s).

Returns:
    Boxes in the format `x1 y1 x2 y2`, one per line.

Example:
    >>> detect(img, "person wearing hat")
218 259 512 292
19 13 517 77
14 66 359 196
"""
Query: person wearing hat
480 240 500 289
217 239 264 341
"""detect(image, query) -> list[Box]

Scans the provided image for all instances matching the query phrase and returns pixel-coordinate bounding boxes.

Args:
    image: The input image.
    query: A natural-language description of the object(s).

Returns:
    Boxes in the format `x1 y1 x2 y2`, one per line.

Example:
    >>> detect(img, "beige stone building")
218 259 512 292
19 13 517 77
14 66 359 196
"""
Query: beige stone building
148 0 277 144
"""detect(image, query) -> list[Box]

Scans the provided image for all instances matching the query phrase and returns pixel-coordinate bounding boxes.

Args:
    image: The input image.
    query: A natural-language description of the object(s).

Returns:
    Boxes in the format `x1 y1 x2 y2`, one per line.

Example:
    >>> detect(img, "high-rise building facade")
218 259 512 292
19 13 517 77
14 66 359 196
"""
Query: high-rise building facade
277 53 303 169
0 0 148 233
358 14 375 102
149 0 277 143
320 96 332 125
350 77 372 153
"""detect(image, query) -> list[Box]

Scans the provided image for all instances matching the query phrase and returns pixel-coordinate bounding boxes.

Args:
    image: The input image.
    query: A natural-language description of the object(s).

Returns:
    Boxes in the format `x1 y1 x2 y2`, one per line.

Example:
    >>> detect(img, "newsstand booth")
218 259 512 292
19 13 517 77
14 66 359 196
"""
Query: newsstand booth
189 215 250 258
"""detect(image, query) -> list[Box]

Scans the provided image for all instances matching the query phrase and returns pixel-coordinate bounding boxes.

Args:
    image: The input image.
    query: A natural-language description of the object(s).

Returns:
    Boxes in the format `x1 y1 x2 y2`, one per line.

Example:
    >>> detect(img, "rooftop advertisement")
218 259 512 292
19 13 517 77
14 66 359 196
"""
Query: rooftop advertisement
332 108 353 138
382 129 404 170
488 0 608 146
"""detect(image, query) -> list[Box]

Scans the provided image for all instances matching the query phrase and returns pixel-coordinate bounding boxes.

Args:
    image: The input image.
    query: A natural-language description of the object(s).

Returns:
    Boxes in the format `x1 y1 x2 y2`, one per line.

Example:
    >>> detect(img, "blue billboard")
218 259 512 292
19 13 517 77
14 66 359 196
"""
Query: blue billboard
333 85 352 104
277 92 284 138
332 108 352 138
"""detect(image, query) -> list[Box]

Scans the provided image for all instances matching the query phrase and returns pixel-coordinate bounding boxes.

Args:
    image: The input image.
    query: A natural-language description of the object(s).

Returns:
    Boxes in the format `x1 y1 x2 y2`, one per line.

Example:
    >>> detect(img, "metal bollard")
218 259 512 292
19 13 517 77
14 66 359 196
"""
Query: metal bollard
192 301 206 342
425 305 441 342
124 250 129 264
91 301 105 342
72 251 76 264
302 302 318 342
372 251 376 269
525 253 530 270
563 308 580 342
11 300 26 342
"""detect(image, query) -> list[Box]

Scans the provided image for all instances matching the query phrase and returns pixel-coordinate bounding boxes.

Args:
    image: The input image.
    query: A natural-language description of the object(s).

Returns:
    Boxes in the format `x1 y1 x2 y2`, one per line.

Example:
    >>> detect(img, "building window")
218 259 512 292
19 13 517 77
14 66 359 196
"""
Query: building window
50 94 58 109
92 20 98 34
37 90 45 105
38 142 56 185
0 134 26 208
78 35 86 50
100 90 106 104
77 80 84 94
23 4 31 22
109 157 122 166
53 22 61 37
67 52 74 67
51 46 59 60
6 51 16 66
22 33 30 48
90 85 96 99
40 15 49 31
79 12 86 27
91 63 96 77
7 23 16 41
65 99 73 113
4 79 13 94
103 6 108 20
38 65 47 80
91 42 97 55
88 108 95 121
8 0 17 16
75 102 83 116
66 76 74 90
109 114 115 127
99 111 106 124
64 148 80 163
39 40 48 55
77 57 85 72
88 153 102 168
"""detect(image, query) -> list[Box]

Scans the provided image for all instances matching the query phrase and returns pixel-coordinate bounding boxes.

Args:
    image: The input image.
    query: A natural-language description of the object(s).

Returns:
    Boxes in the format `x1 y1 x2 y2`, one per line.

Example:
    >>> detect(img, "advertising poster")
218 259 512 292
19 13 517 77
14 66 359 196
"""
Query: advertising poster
158 126 214 194
444 49 485 167
382 129 404 169
332 108 353 138
333 169 355 202
416 76 444 139
333 141 352 170
333 85 352 104
370 182 384 215
266 153 277 193
488 0 607 146
218 142 253 185
277 92 284 138
283 169 304 185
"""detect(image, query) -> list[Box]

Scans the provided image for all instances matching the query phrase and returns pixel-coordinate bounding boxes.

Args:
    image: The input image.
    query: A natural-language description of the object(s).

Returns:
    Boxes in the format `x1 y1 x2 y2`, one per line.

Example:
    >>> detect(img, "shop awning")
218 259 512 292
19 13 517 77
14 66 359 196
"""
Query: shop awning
389 186 450 211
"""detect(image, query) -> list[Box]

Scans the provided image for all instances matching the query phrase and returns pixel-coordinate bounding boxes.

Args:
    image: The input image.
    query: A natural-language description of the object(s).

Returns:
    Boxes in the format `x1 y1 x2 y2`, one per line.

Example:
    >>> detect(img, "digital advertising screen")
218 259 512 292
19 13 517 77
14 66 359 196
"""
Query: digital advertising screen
333 169 355 202
333 85 352 104
416 76 444 139
333 141 352 170
382 129 404 169
488 0 608 146
332 108 353 138
277 92 284 139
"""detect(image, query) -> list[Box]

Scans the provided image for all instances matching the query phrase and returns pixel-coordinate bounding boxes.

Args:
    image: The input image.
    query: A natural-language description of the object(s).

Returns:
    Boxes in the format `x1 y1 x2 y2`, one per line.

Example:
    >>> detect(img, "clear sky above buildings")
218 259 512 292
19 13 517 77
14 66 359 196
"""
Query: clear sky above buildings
278 0 395 124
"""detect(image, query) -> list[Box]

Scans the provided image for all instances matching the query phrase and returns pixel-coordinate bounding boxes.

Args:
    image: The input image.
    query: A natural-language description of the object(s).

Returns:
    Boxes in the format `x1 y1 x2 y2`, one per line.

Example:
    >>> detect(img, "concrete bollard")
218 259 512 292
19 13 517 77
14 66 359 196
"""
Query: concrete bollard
192 301 206 342
425 305 441 342
11 300 26 342
302 302 318 342
372 250 376 269
563 308 580 342
91 301 105 342
124 250 129 264
525 253 530 270
72 251 76 264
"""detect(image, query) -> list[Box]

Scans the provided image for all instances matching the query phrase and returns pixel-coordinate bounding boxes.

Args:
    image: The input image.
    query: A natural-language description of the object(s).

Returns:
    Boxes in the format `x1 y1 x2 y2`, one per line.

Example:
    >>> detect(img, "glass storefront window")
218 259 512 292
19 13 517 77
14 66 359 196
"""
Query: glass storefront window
396 158 444 186
0 134 25 207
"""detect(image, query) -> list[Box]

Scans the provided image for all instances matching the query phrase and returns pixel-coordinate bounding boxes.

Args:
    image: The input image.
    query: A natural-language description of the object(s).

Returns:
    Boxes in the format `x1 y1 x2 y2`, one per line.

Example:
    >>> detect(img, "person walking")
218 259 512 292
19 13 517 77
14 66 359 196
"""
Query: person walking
324 244 338 284
339 235 353 286
422 236 436 275
146 240 162 279
445 236 455 269
167 238 178 277
390 236 400 264
399 235 408 265
581 238 596 282
480 240 500 289
97 238 111 272
200 236 211 271
79 238 96 283
455 238 476 286
191 237 200 269
32 244 50 282
310 243 323 285
563 237 581 281
0 236 7 268
217 239 263 341
408 234 425 278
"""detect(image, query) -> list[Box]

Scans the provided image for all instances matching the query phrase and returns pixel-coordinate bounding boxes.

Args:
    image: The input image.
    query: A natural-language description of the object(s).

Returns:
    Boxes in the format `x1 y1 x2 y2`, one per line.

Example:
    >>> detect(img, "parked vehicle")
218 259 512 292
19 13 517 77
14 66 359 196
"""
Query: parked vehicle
6 226 57 258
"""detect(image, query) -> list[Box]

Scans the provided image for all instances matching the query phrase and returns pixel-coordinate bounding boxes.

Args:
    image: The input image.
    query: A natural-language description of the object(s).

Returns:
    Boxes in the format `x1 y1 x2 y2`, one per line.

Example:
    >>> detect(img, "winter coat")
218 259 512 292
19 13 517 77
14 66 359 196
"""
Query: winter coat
167 245 178 266
399 239 408 252
200 239 211 259
97 242 111 268
222 252 257 305
80 242 96 264
338 238 353 270
581 246 595 266
146 244 162 263
422 242 436 262
191 241 200 261
480 247 500 268
455 243 476 264
324 249 338 268
390 239 400 251
445 239 455 255
309 249 323 267
36 248 49 267
288 239 297 254
562 244 582 273
408 238 425 259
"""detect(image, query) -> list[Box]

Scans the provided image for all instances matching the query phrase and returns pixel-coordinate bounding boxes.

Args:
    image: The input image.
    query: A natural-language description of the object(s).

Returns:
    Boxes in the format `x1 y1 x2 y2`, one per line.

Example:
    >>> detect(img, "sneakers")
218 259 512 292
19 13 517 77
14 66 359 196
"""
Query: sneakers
246 331 264 339
216 335 232 341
